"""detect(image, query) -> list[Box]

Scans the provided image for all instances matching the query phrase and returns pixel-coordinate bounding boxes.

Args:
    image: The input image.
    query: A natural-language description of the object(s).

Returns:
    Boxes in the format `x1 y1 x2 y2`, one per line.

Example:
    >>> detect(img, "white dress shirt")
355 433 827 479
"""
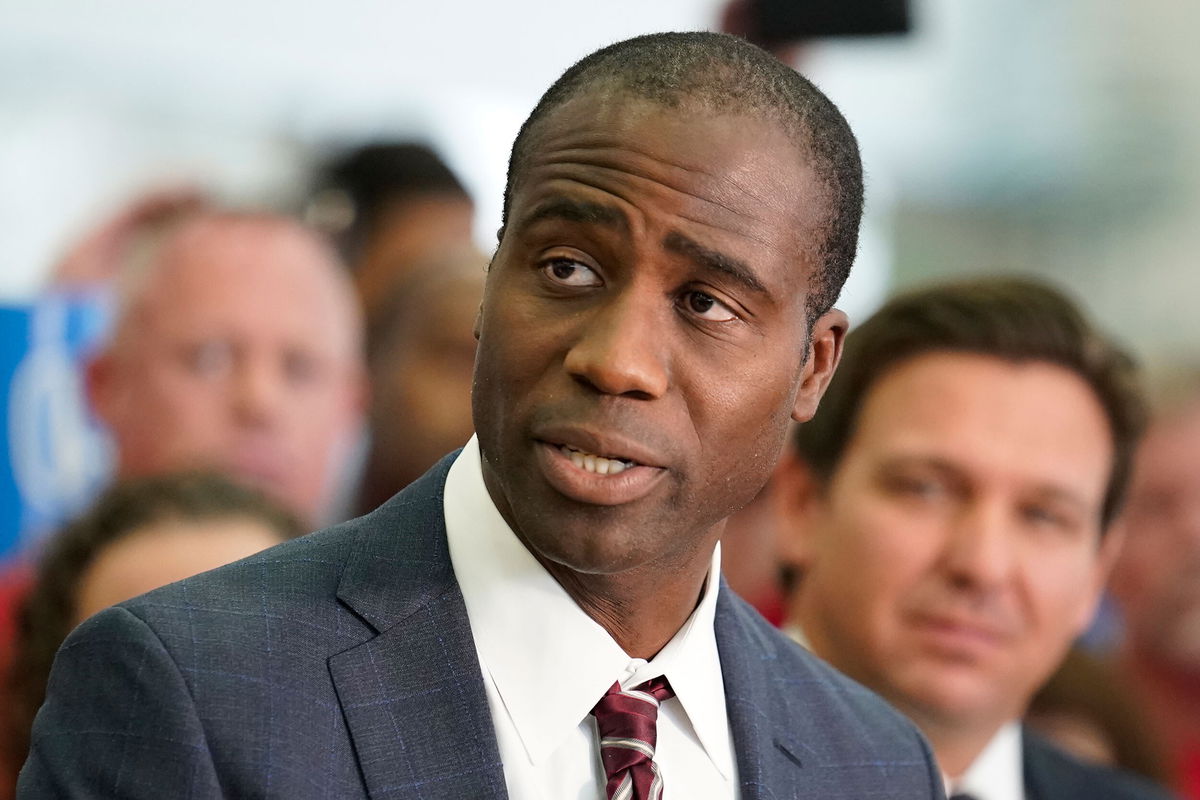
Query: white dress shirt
444 436 740 800
949 723 1026 800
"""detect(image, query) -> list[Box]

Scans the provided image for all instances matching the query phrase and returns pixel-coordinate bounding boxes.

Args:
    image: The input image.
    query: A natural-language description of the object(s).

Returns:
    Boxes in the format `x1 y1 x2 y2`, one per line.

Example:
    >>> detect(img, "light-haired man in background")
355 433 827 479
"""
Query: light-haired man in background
86 209 366 526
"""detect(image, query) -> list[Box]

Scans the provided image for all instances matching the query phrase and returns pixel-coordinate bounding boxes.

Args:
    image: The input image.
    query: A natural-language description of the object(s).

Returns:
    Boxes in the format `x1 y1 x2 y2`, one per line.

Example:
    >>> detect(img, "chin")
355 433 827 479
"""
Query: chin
523 519 655 577
895 669 1003 723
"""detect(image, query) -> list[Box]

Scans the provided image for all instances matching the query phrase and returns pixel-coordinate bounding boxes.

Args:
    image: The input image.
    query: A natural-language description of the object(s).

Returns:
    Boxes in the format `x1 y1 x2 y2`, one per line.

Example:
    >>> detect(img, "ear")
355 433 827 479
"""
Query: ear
1073 523 1128 634
85 350 121 427
792 308 848 423
771 444 826 572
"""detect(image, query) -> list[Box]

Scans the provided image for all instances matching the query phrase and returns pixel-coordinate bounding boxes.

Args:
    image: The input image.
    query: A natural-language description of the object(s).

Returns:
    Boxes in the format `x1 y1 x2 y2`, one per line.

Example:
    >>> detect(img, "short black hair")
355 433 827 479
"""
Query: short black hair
501 31 862 318
4 472 304 779
312 142 470 266
794 276 1146 529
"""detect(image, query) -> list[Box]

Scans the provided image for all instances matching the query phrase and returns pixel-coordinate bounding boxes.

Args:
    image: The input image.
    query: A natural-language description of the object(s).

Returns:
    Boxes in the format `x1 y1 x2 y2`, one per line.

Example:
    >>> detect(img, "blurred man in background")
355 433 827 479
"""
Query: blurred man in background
355 246 485 513
308 142 476 334
778 278 1172 798
86 209 366 527
1111 369 1200 799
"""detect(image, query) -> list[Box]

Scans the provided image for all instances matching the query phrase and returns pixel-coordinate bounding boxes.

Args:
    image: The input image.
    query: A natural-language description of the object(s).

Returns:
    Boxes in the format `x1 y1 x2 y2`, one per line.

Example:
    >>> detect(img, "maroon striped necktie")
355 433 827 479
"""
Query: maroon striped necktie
591 676 675 800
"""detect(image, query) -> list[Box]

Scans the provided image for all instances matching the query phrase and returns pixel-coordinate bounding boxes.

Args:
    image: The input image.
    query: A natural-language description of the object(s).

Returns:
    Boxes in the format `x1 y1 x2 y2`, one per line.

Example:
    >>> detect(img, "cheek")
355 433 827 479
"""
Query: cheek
692 365 798 472
814 500 935 607
476 303 544 391
1026 552 1100 630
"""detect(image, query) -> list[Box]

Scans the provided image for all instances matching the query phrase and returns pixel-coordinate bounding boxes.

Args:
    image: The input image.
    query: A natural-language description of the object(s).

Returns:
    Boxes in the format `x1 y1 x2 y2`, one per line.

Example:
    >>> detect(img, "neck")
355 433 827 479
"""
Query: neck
785 608 1001 779
539 547 715 660
916 716 1002 780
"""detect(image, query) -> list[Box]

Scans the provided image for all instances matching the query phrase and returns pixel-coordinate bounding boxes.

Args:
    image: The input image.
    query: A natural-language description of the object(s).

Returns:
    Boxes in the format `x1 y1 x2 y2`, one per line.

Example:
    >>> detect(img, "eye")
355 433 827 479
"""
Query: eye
283 349 324 387
885 473 947 502
182 340 233 378
541 257 601 288
1021 503 1075 533
681 290 737 322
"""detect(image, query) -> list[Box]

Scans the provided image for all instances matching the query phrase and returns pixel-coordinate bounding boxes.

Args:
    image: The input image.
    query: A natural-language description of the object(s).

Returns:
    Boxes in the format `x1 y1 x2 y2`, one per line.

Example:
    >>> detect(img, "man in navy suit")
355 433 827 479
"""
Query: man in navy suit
20 32 944 799
777 278 1175 799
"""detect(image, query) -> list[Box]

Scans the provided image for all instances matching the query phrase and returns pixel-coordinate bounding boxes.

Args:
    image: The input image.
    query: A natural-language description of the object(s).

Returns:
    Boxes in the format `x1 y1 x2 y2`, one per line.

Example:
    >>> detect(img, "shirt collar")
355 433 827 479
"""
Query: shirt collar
950 722 1026 800
444 437 733 778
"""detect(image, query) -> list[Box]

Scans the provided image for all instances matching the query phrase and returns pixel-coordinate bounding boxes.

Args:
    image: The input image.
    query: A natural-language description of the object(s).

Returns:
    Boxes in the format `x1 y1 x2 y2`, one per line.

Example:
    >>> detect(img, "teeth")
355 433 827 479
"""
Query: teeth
560 445 632 475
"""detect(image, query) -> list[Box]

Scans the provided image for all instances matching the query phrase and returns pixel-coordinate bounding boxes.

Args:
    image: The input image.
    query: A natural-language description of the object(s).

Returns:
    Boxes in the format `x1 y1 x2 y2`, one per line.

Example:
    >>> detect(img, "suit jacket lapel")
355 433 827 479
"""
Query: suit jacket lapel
716 585 809 800
329 455 508 799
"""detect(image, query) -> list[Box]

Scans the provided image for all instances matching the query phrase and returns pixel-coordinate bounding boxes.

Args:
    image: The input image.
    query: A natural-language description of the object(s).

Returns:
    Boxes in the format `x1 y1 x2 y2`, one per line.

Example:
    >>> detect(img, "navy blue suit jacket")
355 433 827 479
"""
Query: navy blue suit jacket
20 455 944 798
1023 730 1177 800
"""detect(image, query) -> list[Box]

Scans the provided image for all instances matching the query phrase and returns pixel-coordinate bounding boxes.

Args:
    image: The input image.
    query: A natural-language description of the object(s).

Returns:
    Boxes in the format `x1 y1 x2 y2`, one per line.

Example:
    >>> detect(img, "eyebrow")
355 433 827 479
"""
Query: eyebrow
521 197 628 231
518 197 771 299
882 455 1094 513
663 231 769 298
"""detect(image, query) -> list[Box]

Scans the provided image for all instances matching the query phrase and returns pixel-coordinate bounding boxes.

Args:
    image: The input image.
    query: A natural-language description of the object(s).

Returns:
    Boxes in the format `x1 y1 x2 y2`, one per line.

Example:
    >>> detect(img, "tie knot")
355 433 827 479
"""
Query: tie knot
592 677 675 739
592 677 675 800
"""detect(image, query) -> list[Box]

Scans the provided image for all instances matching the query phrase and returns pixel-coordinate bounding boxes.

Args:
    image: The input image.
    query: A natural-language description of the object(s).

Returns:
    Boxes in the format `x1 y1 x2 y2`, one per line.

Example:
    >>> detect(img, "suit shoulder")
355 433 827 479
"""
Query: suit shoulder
718 590 939 760
729 594 913 726
123 513 364 617
1024 730 1178 800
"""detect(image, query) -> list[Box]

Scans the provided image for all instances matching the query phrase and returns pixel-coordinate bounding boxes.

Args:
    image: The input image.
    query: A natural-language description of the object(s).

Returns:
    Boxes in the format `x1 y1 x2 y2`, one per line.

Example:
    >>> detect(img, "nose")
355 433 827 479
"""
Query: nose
232 355 284 426
563 288 669 399
940 500 1017 592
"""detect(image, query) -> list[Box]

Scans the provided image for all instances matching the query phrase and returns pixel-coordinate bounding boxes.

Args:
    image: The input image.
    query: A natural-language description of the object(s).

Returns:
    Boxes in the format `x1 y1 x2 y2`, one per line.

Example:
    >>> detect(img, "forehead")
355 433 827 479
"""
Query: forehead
1133 401 1200 483
515 94 828 278
847 351 1113 495
134 219 358 352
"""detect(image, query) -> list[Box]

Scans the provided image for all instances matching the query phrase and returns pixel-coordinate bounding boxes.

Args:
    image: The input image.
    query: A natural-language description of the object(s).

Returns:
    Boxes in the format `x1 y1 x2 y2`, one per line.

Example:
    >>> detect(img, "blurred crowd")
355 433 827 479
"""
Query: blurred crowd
1 4 1199 800
0 140 490 795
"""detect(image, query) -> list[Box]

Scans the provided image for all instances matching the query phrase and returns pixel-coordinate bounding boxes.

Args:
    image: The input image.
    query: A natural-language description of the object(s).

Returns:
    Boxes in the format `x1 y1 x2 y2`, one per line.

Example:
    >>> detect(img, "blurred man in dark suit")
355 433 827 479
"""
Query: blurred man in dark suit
779 277 1173 799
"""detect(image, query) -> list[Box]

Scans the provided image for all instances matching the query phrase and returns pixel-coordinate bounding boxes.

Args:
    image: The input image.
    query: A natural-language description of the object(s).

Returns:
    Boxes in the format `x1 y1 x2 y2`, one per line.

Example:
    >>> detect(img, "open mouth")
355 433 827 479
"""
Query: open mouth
556 444 637 475
534 437 665 506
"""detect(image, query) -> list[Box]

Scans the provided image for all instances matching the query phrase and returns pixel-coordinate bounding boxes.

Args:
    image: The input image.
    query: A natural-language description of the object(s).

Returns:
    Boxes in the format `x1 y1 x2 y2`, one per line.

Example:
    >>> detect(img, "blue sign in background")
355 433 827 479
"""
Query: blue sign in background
0 292 114 561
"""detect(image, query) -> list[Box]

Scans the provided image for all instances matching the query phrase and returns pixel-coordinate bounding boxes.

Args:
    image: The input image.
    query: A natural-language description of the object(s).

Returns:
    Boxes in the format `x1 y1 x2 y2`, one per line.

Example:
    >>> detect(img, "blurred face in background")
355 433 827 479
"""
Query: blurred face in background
1111 400 1200 673
73 515 286 623
354 194 476 327
783 352 1119 743
362 251 484 506
88 215 366 525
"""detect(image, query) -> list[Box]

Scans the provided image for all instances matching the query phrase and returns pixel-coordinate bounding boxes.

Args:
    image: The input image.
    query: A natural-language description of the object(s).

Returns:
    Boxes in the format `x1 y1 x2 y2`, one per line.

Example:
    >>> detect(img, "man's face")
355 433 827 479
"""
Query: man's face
787 352 1116 733
355 194 476 326
472 94 844 582
1112 401 1200 673
90 218 364 524
370 262 483 493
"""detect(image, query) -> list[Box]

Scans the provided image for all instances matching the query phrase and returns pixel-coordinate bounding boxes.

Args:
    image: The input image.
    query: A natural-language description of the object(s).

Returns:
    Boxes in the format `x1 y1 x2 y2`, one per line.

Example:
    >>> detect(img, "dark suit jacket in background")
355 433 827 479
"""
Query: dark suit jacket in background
19 454 945 799
1024 729 1178 800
